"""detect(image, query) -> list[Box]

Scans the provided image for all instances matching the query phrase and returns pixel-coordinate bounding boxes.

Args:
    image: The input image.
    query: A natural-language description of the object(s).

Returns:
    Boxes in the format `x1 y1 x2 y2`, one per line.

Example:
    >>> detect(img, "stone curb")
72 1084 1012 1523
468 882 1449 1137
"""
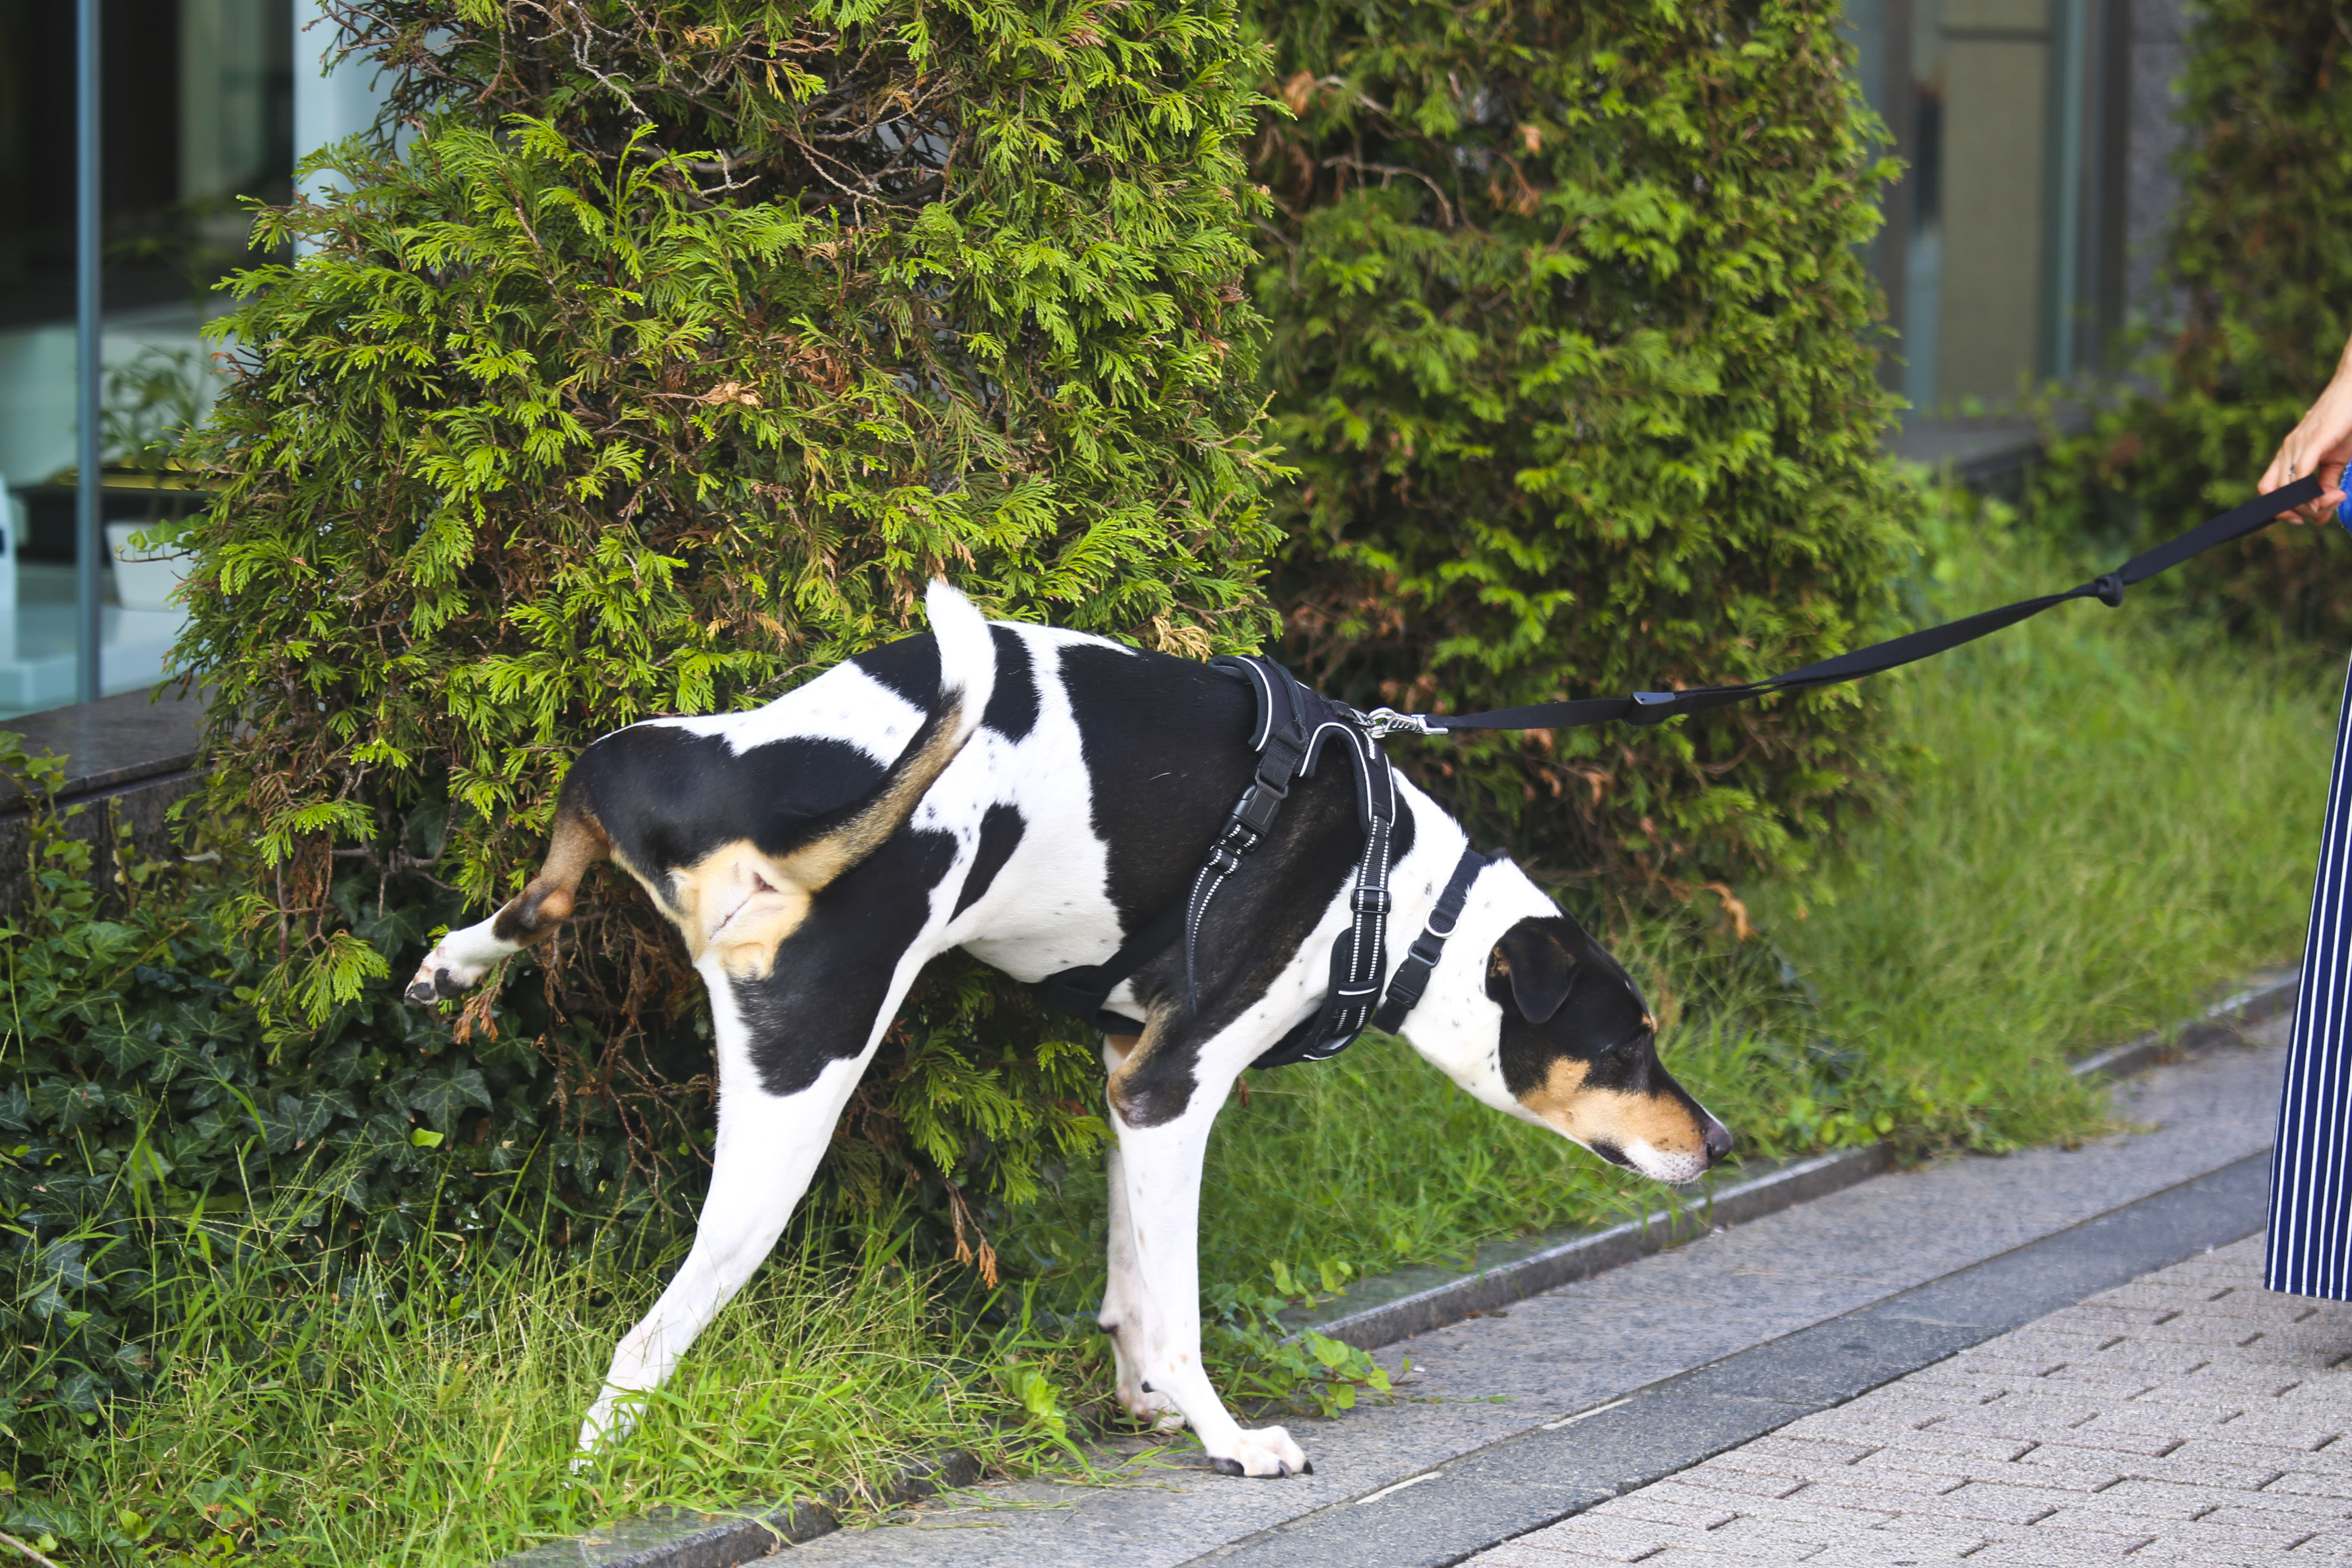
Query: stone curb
1279 1146 1895 1352
2066 967 2298 1081
489 968 2297 1567
492 1451 982 1568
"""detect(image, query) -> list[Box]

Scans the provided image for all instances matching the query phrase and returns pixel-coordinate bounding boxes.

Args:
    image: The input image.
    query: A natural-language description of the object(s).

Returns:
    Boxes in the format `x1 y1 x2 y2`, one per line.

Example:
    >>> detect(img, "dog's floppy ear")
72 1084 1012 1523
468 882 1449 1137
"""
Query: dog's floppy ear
1490 918 1579 1024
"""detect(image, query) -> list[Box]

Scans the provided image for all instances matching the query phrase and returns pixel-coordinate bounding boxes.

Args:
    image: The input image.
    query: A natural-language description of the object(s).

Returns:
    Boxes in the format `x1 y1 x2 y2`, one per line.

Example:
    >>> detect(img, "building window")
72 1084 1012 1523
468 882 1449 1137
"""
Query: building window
1850 0 2137 419
0 0 292 718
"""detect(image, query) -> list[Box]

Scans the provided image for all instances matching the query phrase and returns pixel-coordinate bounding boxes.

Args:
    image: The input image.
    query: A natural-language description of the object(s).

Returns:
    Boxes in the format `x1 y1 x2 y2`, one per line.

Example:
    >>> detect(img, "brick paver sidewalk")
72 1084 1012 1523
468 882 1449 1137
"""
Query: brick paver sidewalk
1472 1234 2352 1567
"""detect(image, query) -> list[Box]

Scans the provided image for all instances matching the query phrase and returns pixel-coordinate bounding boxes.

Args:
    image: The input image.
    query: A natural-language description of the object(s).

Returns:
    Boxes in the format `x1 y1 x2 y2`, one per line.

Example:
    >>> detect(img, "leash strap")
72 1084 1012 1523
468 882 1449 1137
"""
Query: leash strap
1379 476 2326 737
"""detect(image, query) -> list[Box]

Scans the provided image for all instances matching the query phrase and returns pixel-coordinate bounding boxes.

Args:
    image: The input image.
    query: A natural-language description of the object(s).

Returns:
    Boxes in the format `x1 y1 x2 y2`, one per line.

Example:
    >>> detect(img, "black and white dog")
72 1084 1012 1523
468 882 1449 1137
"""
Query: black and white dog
406 582 1730 1477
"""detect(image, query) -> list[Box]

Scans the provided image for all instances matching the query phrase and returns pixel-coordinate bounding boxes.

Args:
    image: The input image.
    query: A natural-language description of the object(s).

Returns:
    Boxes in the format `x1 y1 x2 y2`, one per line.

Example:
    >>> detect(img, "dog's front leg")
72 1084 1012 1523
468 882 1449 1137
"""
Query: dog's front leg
1108 1105 1309 1477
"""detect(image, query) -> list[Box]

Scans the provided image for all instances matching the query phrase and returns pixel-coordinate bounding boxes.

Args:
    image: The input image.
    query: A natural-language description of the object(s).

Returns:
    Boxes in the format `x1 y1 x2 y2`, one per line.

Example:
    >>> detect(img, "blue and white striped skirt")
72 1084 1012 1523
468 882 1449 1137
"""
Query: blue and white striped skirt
2269 660 2352 1299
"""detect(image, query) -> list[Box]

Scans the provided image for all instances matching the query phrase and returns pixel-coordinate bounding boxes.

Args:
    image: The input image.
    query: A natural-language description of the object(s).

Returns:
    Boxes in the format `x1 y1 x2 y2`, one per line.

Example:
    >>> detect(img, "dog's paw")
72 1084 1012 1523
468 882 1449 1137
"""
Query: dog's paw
404 947 483 1005
1208 1425 1310 1478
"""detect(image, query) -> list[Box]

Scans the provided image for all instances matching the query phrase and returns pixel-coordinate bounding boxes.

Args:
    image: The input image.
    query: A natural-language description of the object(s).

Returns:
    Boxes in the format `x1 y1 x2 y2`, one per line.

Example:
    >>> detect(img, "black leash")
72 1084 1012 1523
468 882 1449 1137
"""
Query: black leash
1358 476 2324 739
1036 476 2324 1060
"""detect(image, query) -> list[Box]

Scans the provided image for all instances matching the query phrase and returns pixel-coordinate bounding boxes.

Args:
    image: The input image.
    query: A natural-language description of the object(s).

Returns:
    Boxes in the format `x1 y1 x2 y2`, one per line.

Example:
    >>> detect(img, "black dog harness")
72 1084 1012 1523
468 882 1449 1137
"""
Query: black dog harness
1032 656 1488 1069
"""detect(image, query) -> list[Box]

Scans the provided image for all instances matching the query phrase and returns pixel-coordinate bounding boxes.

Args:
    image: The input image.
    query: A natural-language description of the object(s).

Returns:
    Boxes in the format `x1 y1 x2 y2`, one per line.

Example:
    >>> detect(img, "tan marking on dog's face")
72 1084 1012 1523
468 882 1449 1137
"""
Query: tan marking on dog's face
1105 1034 1140 1062
1515 1054 1713 1163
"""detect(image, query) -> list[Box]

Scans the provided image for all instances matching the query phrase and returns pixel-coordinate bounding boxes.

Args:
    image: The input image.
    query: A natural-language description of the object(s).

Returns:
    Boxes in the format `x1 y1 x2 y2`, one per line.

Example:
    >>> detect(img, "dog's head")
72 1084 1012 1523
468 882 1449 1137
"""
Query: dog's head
1480 913 1730 1184
1405 857 1732 1184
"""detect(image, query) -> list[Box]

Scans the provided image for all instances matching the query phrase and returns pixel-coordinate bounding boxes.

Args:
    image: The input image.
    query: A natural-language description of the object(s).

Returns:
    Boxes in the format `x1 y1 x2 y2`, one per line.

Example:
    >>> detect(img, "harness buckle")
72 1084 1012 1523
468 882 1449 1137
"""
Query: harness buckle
1363 707 1437 739
1351 886 1393 916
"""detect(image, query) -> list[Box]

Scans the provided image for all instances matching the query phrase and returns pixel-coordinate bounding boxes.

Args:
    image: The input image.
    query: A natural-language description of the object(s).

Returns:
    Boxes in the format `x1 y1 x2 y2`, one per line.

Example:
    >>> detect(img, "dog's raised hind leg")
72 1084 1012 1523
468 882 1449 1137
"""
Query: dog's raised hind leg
405 805 608 1002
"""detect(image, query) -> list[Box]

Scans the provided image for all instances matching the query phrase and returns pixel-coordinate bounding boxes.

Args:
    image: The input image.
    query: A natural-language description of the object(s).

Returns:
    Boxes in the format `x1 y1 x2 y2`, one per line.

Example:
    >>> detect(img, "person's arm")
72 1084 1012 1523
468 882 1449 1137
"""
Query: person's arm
2263 330 2352 521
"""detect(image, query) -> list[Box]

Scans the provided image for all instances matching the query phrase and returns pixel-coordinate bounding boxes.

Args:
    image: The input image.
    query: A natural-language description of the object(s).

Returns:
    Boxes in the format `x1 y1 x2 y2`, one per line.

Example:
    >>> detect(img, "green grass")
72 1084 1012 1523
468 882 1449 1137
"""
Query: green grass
1758 484 2333 1149
26 482 2341 1566
26 1203 1055 1566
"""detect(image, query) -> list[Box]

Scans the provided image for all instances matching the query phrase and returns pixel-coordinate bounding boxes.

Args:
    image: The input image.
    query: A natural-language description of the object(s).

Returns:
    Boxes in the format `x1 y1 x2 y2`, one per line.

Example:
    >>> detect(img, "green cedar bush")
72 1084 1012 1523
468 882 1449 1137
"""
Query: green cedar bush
2037 0 2352 639
1249 0 1913 895
169 1 1279 1234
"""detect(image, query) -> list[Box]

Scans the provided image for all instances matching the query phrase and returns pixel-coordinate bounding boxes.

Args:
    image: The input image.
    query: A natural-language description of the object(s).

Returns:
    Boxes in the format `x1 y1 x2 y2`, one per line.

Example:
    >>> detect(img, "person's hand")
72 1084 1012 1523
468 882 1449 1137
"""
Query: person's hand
2262 340 2352 522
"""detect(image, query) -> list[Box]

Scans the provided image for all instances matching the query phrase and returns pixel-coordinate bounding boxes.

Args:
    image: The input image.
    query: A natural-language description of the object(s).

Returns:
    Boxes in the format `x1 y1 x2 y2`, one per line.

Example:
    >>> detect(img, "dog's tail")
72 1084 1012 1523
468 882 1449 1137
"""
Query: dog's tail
780 578 999 890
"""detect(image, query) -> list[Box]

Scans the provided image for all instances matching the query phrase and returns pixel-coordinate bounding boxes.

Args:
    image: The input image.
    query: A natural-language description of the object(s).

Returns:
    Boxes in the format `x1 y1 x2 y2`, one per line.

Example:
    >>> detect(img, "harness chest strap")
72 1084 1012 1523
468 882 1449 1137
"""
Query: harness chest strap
1368 844 1492 1035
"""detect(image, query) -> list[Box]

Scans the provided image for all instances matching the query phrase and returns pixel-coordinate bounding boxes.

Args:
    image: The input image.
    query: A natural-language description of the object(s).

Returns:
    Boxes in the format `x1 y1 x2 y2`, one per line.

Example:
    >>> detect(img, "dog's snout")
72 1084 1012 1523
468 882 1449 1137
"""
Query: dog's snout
1702 1118 1734 1166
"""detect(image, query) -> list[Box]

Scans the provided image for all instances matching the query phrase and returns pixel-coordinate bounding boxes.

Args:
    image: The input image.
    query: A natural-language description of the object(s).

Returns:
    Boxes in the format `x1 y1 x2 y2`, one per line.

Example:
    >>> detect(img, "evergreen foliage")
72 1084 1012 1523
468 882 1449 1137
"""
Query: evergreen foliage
1249 0 1912 893
2038 0 2352 638
167 1 1279 1229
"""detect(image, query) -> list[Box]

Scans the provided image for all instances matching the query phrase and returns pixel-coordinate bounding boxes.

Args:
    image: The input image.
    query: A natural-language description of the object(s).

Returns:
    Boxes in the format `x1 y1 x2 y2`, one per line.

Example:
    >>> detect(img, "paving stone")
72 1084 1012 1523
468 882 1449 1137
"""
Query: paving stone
1736 1435 1880 1469
2265 1470 2352 1500
1961 1544 2173 1568
2157 1366 2308 1399
1635 1487 1895 1530
1773 1409 1951 1445
2286 1528 2352 1557
2066 1343 2216 1375
2019 1448 2282 1490
1860 1429 2039 1464
1590 1496 1740 1531
1527 1515 1706 1560
2173 1437 2352 1473
2033 1508 2318 1552
1463 1542 1614 1568
1801 1544 1974 1566
2205 1504 2352 1531
1775 1480 2043 1524
2084 1476 2352 1520
2082 1283 2232 1309
1944 1353 2071 1378
1851 1448 2121 1492
2237 1326 2352 1357
2206 1413 2351 1450
1696 1513 1841 1552
1668 1464 1811 1501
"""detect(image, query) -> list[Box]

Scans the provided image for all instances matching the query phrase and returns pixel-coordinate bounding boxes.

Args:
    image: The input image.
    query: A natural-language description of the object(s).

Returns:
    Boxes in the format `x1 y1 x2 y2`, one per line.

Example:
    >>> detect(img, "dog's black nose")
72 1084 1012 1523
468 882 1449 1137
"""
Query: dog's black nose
1702 1119 1734 1165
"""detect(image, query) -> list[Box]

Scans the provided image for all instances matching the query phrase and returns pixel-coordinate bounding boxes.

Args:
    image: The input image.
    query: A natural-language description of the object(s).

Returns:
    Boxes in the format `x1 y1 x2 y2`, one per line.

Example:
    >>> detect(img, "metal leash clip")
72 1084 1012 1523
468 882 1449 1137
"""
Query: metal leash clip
1362 707 1438 738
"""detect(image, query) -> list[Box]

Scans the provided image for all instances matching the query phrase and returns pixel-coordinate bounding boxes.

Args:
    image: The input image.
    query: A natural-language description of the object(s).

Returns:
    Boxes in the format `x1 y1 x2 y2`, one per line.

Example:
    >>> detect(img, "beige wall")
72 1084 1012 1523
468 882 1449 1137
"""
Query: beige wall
1936 0 2049 404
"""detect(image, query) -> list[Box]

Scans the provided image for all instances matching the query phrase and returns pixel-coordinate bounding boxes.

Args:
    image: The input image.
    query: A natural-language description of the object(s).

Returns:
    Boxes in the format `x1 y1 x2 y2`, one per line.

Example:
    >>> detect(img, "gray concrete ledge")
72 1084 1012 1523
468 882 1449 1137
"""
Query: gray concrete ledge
2069 967 2299 1080
0 684 207 908
1281 964 2297 1356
